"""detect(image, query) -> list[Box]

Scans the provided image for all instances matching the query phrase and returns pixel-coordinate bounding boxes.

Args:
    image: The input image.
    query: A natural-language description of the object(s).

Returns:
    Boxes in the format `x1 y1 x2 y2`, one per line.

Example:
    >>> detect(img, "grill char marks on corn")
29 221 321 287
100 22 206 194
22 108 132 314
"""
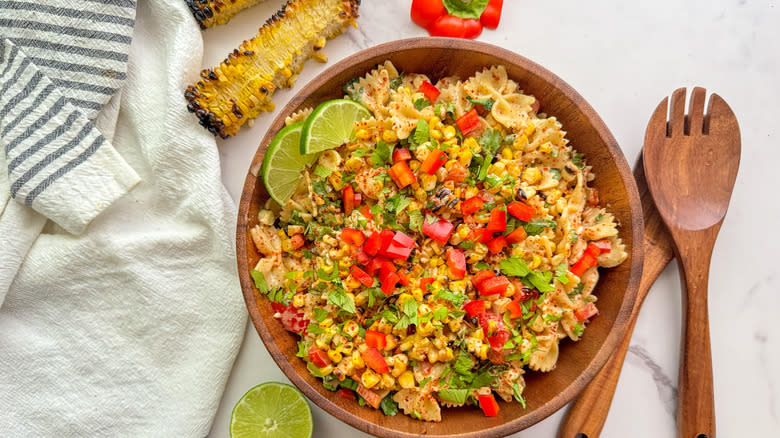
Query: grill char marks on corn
186 0 269 29
184 0 361 138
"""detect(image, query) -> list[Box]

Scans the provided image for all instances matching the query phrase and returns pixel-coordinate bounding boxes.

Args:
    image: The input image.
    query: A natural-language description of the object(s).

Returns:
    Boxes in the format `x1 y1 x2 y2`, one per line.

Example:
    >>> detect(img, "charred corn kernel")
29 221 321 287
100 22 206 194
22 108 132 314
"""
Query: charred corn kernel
430 129 442 140
539 142 553 154
448 319 462 332
385 336 397 352
547 189 562 203
507 162 522 178
458 150 473 166
382 129 398 143
343 320 359 338
281 239 293 252
503 283 516 298
523 186 537 198
287 225 304 235
292 294 305 308
345 157 363 172
398 370 415 389
411 287 424 302
444 159 457 171
468 243 488 263
187 0 268 29
328 172 343 190
427 349 440 364
466 337 482 353
556 198 566 212
257 209 274 225
315 339 329 350
414 144 430 162
501 147 514 160
464 136 479 150
399 339 414 352
380 373 395 389
320 365 334 375
513 134 528 150
456 224 471 240
433 336 446 350
530 254 542 269
443 125 457 140
524 121 536 136
473 328 485 341
478 344 490 360
327 350 343 363
500 185 514 200
420 173 437 191
339 342 354 355
361 369 380 389
449 281 466 294
356 129 371 140
391 354 408 376
413 187 427 202
429 116 441 127
443 137 458 147
465 186 479 199
319 317 333 328
346 276 362 290
351 351 364 368
522 167 542 184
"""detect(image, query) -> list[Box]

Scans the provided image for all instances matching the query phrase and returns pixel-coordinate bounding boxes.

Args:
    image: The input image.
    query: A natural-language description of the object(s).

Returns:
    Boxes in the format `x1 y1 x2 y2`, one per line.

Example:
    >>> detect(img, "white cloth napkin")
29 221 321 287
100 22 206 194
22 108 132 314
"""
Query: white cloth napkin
0 0 247 436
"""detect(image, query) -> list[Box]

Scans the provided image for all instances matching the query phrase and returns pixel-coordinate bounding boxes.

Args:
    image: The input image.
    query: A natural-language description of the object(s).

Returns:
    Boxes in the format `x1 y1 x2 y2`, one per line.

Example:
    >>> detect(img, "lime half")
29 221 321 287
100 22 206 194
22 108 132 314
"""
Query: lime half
230 382 313 438
260 122 317 205
300 99 372 155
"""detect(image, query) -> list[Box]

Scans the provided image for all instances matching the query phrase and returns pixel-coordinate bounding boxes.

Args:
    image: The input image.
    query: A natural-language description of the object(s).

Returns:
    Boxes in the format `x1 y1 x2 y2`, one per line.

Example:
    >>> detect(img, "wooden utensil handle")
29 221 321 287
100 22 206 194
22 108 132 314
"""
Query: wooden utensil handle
676 246 716 438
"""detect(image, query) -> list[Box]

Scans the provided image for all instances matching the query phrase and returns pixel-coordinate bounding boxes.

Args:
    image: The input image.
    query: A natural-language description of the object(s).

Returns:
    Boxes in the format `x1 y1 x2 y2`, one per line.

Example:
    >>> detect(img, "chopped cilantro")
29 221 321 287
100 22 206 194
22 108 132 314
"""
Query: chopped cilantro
466 96 495 111
306 323 325 335
408 209 423 232
328 287 356 314
413 97 431 111
512 383 527 408
313 308 329 322
500 257 531 277
389 74 403 90
438 388 469 404
413 119 429 145
379 394 398 416
250 269 269 293
370 140 393 166
433 307 448 321
524 218 557 236
572 152 585 169
434 289 467 307
555 263 570 284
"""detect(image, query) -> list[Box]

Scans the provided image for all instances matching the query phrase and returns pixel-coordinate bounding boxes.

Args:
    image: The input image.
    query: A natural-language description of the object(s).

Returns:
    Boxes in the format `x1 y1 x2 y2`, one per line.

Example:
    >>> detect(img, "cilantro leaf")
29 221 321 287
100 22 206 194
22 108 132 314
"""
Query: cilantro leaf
434 289 467 308
499 257 531 277
380 394 398 416
306 323 325 335
328 287 356 314
527 271 555 293
524 218 557 236
442 0 489 19
413 119 429 145
453 349 474 375
433 306 448 321
408 209 423 232
555 263 570 284
370 141 394 166
250 269 269 293
438 388 469 404
313 308 329 322
389 74 403 90
413 98 431 111
313 165 332 179
467 96 495 111
512 383 527 408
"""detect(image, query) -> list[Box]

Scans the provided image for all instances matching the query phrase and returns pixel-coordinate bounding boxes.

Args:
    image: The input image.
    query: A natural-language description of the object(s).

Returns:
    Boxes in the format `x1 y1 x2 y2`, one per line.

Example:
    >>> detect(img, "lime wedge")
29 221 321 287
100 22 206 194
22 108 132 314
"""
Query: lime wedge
300 99 372 155
260 122 317 205
230 382 313 438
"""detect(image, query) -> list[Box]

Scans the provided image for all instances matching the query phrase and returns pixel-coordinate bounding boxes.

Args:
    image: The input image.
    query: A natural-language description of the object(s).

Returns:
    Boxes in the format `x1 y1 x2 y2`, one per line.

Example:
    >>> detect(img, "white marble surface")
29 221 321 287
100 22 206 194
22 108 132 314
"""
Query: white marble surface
204 1 780 436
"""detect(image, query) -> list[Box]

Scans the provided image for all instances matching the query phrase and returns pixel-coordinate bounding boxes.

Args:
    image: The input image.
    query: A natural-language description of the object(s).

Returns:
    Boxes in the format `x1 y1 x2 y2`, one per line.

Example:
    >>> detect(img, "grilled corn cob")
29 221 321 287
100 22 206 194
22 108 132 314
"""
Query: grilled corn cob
184 0 361 137
186 0 268 29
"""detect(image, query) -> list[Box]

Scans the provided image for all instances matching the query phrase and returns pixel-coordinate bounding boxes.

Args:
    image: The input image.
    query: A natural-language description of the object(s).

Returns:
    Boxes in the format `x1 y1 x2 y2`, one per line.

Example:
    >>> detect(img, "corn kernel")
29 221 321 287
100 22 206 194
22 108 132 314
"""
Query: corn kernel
382 129 398 143
281 239 292 252
356 129 371 140
530 254 542 269
339 342 354 355
444 159 457 171
411 287 424 302
539 142 553 154
478 344 489 360
473 328 485 341
345 157 363 172
320 365 334 376
385 336 397 351
391 355 408 377
320 317 333 328
361 369 380 389
503 283 516 298
448 319 462 332
430 129 442 140
429 116 441 127
398 370 415 389
500 185 514 200
443 125 457 139
547 189 562 203
513 134 528 150
501 147 513 160
292 294 305 308
524 121 536 136
556 198 566 212
464 137 479 150
442 347 454 361
428 348 439 364
327 350 343 363
458 149 473 166
522 167 542 184
420 173 437 191
343 320 359 338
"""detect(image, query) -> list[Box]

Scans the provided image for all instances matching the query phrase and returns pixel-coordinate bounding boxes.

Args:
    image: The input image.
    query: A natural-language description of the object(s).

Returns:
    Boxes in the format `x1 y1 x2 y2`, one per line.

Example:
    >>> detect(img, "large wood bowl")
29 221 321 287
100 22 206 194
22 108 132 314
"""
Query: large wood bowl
236 38 643 437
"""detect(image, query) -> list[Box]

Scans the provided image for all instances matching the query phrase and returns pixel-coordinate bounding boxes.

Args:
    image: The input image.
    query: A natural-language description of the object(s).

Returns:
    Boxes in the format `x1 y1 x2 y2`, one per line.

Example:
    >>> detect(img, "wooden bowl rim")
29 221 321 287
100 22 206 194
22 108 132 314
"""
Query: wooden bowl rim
236 37 644 437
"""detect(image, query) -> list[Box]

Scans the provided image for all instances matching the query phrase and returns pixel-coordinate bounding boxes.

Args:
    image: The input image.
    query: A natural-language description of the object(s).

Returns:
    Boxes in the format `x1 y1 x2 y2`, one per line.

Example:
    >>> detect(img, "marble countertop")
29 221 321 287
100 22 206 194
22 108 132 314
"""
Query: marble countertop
205 1 779 436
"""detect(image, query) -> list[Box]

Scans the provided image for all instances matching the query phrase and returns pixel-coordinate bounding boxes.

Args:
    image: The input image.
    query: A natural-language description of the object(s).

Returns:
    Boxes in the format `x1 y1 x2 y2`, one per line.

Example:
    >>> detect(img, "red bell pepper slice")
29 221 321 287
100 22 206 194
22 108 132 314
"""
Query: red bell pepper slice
289 234 305 250
378 229 395 253
388 160 417 189
486 208 507 233
337 388 356 400
505 299 523 319
410 0 445 28
362 347 390 373
463 299 486 317
505 227 527 244
343 186 356 216
419 149 447 175
460 196 484 215
570 252 597 277
397 270 411 286
456 108 480 136
392 147 412 163
478 312 504 336
446 248 466 279
478 275 510 296
574 302 599 321
354 192 362 207
487 329 510 352
514 284 538 302
308 346 331 368
507 201 535 222
420 277 435 291
380 271 400 295
478 393 500 417
480 0 503 29
351 265 374 287
360 204 372 220
355 248 370 265
422 218 454 243
419 81 441 103
471 270 495 288
486 235 507 254
470 227 494 244
363 231 382 256
384 231 415 260
589 240 612 254
365 329 387 349
364 256 386 276
444 162 469 183
340 227 365 246
379 260 397 280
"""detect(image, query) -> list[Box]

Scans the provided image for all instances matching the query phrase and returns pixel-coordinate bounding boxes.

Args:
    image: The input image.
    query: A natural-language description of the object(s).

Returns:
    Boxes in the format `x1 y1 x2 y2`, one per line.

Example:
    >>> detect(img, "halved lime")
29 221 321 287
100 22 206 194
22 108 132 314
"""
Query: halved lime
300 99 372 155
260 122 317 205
230 382 313 438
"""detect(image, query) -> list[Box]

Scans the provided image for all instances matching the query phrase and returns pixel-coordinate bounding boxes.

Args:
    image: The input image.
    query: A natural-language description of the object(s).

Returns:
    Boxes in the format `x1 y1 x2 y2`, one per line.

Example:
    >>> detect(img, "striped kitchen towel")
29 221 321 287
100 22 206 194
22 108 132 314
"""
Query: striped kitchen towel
0 0 140 234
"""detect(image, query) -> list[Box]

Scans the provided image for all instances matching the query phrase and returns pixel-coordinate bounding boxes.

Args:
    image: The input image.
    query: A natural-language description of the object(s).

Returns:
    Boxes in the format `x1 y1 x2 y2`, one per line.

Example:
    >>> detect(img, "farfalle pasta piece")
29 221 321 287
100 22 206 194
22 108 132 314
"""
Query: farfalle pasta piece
387 87 434 139
582 211 620 241
494 366 524 402
285 107 312 126
528 333 560 372
436 77 471 118
579 267 600 298
597 236 629 268
345 60 399 118
464 65 537 130
393 389 442 422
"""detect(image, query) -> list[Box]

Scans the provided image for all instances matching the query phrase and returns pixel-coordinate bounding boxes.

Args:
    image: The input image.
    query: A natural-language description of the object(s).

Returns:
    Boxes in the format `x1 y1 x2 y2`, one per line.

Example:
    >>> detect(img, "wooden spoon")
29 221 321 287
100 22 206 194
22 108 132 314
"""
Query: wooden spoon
643 87 741 438
557 155 675 438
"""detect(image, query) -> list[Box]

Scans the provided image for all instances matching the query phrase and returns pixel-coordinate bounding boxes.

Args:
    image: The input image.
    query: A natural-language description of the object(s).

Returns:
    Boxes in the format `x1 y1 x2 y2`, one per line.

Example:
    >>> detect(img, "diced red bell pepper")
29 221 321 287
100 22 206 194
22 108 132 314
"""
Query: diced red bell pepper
589 240 612 254
355 249 370 265
463 299 486 317
308 346 331 368
480 0 503 29
478 393 500 417
419 149 447 175
446 248 466 279
574 302 599 321
388 160 417 189
380 271 400 295
379 261 397 280
470 227 494 243
505 299 523 319
392 147 412 163
486 235 507 254
486 208 507 233
362 347 390 373
365 256 386 276
363 231 382 256
340 228 365 246
289 234 305 250
420 277 435 291
460 196 484 215
397 270 411 286
351 265 374 287
507 201 535 222
570 252 597 277
587 188 600 206
514 283 538 302
378 229 395 253
365 330 387 349
419 81 441 103
444 162 469 182
456 108 480 136
478 275 510 296
360 204 372 220
478 312 504 337
384 231 415 260
343 186 356 216
487 329 510 352
337 388 356 400
472 270 495 288
505 227 527 244
422 218 454 243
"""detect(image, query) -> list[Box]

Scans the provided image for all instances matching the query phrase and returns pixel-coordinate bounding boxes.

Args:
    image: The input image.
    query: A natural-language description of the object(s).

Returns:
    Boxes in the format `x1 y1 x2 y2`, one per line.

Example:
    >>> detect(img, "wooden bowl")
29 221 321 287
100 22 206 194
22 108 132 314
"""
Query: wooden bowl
236 38 644 437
